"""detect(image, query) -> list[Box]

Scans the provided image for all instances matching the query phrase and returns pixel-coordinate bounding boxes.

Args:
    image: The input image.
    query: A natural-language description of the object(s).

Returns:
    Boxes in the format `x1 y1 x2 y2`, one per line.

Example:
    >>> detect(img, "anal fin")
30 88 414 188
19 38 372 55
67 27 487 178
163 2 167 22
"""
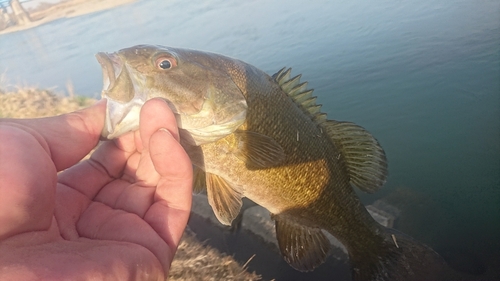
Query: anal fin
273 214 331 271
206 172 244 226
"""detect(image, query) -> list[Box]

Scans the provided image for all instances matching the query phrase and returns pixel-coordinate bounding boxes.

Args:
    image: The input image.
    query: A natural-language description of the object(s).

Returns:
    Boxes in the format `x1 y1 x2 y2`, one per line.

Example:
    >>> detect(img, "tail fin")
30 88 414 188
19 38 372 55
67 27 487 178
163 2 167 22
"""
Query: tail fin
351 228 458 281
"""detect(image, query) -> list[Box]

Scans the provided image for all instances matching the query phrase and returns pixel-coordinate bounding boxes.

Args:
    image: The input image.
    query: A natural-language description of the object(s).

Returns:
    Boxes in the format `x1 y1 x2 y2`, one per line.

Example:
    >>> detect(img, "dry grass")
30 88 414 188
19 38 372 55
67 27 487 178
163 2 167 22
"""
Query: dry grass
0 87 95 118
0 86 261 281
171 229 261 281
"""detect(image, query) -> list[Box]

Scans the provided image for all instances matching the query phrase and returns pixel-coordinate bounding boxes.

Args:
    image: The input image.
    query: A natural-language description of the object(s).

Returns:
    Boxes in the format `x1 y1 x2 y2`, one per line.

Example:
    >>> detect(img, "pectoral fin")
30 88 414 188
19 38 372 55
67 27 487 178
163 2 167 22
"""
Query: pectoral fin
192 166 206 193
233 130 285 169
273 214 331 271
206 172 244 226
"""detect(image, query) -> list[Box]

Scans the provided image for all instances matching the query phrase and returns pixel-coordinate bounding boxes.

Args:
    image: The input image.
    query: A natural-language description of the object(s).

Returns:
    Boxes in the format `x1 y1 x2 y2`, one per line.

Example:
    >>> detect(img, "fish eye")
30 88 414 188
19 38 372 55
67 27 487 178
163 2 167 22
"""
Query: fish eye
155 56 177 70
158 59 171 69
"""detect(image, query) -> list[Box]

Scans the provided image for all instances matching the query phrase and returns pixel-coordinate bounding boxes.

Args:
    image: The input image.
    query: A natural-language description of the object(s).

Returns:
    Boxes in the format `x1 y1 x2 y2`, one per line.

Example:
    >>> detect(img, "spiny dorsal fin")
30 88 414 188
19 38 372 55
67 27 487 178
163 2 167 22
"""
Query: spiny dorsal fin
281 74 302 92
314 113 327 124
301 96 317 107
288 82 308 97
293 89 314 104
323 120 388 193
272 67 291 84
273 68 387 193
273 68 326 125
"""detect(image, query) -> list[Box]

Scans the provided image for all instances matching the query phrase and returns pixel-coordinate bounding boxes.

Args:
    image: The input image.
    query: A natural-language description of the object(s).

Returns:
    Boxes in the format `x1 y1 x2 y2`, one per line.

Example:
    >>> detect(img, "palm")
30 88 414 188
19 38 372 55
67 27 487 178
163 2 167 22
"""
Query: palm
0 99 192 280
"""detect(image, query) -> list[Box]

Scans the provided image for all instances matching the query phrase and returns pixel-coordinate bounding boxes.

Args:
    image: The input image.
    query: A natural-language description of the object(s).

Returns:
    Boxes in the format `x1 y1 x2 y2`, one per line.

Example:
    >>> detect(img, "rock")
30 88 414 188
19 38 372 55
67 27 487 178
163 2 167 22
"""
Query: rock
191 193 222 226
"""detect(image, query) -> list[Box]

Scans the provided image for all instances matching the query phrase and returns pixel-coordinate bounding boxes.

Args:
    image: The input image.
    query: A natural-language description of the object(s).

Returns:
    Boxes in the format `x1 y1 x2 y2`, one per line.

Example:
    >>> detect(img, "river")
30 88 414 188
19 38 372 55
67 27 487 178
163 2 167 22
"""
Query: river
1 0 499 278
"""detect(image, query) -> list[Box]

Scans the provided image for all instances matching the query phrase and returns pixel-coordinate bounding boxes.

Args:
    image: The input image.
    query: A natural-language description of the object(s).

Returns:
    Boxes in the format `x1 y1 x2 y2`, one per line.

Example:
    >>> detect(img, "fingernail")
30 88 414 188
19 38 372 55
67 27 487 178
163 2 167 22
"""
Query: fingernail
157 127 180 142
158 128 172 135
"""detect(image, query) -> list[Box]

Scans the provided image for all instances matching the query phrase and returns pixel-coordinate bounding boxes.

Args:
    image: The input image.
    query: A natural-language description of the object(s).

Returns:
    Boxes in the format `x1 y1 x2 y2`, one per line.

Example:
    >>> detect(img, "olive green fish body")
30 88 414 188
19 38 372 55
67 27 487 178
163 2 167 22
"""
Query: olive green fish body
199 64 369 226
194 64 396 273
98 45 456 281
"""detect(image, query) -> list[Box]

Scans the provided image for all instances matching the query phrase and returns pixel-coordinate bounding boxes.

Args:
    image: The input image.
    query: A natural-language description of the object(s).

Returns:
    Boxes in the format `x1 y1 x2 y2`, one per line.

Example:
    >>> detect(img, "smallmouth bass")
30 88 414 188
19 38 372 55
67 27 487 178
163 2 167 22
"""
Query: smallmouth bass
97 45 454 281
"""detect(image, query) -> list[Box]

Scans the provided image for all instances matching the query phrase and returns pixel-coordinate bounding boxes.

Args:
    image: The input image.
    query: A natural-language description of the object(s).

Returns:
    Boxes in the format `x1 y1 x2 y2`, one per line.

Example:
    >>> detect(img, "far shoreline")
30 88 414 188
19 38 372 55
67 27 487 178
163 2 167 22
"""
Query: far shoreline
0 0 136 35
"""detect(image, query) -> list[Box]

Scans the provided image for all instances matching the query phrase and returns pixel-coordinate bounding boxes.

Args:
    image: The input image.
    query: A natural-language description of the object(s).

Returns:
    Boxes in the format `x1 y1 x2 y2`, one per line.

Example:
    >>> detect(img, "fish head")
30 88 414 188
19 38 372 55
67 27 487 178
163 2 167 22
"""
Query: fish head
97 45 247 145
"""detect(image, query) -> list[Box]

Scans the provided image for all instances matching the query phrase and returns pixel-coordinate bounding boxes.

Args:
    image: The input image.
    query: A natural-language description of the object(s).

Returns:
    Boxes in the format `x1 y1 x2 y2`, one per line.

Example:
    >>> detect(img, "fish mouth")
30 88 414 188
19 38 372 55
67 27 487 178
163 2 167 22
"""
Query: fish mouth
96 52 144 139
96 52 121 93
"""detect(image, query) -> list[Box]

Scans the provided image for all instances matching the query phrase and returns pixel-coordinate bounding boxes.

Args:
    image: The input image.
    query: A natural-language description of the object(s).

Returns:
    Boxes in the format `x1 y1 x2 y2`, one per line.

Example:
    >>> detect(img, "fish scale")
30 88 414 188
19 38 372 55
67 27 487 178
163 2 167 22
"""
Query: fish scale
98 45 459 281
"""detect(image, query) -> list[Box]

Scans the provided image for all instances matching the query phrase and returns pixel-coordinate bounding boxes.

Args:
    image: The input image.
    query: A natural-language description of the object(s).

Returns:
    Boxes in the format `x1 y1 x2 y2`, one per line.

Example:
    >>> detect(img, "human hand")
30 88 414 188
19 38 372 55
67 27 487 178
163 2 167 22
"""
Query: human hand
0 98 193 281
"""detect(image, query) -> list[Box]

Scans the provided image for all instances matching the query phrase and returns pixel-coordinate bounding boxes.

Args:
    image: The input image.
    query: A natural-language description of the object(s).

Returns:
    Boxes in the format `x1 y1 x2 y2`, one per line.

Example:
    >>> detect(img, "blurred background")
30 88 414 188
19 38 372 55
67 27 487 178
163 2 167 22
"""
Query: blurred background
1 0 499 279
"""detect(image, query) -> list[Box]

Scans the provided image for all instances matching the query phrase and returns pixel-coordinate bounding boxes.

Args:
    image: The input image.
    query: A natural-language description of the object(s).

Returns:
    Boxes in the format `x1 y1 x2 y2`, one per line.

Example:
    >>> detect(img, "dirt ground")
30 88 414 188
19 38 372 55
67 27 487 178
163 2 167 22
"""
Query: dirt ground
0 87 261 281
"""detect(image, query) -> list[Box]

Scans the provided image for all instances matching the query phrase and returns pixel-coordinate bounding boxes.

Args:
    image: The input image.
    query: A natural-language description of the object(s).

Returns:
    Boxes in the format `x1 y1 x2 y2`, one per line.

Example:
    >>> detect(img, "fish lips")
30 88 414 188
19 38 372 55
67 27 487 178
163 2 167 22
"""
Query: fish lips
96 52 121 93
96 52 145 139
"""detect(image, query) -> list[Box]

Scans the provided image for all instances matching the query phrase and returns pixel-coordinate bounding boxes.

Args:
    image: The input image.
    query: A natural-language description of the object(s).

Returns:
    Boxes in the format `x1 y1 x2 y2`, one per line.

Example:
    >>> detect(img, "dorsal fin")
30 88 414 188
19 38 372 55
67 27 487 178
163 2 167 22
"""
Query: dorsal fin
323 120 388 193
272 67 291 84
272 68 388 193
273 68 326 125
